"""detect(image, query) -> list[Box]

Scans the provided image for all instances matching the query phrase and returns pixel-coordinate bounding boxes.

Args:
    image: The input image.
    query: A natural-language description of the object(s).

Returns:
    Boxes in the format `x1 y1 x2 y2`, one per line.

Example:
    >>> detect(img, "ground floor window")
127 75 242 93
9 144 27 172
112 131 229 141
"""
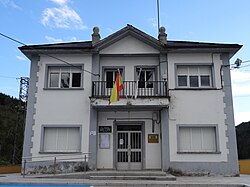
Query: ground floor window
43 127 81 152
178 126 217 153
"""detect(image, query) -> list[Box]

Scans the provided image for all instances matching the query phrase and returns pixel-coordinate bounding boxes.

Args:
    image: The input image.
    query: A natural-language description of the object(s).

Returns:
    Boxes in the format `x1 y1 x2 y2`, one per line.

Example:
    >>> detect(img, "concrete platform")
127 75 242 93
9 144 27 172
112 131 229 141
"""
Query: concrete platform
1 172 250 186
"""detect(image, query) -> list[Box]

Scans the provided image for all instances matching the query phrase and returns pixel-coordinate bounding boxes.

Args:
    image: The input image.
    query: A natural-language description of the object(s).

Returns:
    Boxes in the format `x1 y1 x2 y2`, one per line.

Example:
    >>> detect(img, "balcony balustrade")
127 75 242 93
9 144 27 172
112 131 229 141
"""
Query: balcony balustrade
92 81 168 98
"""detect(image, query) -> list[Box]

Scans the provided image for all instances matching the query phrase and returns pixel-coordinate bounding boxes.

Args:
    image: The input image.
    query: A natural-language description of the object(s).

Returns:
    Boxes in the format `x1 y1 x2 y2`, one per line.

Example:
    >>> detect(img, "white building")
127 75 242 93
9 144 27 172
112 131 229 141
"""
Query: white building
19 25 241 176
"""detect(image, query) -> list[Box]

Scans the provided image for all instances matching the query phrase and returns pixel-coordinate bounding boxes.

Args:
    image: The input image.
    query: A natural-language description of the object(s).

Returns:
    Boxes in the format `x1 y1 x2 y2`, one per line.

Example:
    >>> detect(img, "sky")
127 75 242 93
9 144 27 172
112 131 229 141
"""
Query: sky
0 0 250 125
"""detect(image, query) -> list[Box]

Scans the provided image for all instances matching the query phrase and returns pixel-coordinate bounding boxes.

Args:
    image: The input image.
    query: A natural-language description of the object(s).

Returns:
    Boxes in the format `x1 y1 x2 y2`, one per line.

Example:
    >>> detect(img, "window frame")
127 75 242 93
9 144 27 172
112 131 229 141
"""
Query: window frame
102 66 125 88
40 125 82 154
176 124 220 154
134 66 158 88
175 64 214 89
44 64 84 90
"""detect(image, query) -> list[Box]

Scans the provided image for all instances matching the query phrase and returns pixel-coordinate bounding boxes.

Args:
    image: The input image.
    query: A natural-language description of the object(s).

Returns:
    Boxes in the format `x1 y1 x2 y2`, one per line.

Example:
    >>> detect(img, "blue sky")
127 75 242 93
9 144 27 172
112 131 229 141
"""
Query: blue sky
0 0 250 125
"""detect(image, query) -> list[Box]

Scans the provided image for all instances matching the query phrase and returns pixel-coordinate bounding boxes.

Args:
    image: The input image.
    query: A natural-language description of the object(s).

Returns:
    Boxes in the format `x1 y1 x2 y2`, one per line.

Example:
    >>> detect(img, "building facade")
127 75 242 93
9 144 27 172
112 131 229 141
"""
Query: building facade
20 25 241 176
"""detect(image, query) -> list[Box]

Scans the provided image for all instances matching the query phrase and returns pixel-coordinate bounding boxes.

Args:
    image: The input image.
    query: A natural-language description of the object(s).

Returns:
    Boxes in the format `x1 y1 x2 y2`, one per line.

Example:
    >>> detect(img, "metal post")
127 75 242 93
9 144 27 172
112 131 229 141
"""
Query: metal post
84 155 87 172
53 157 56 175
23 160 26 178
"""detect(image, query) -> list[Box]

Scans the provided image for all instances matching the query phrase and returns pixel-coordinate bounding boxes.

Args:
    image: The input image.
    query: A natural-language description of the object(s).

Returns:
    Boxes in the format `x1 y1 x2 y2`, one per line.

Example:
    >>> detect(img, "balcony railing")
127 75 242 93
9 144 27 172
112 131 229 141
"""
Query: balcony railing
92 81 168 98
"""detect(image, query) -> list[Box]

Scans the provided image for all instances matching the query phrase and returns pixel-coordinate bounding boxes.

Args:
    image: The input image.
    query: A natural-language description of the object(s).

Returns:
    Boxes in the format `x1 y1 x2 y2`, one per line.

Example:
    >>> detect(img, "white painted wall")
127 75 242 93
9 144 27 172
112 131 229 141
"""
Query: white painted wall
100 35 159 54
31 54 92 161
168 53 228 162
97 111 162 169
100 56 159 81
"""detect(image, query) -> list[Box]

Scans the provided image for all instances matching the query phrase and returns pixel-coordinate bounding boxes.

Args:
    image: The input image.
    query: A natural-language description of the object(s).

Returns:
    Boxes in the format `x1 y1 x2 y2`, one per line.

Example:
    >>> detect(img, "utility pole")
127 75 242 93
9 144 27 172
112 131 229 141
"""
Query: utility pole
12 77 29 164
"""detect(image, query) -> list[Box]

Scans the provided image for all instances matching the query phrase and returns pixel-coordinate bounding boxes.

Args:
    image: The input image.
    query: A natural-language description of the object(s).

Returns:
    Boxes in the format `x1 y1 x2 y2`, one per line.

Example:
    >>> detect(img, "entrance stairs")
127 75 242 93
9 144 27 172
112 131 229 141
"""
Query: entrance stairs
88 170 176 181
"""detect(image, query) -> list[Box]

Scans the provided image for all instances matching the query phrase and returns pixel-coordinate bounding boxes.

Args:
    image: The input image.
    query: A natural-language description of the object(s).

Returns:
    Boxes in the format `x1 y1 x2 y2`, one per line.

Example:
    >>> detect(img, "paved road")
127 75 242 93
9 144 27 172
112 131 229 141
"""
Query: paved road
1 173 250 186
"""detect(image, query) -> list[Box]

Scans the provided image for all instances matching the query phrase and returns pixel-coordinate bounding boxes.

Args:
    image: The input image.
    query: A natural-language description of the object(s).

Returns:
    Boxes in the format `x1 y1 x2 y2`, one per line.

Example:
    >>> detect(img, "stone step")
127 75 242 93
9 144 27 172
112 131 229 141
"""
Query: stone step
88 170 167 177
89 174 176 181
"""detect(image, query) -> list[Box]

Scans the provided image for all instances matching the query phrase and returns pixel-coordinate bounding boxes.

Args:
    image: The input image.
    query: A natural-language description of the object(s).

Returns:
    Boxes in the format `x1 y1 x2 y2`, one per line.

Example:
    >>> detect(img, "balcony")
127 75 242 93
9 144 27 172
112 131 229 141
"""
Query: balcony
92 81 168 98
90 81 169 109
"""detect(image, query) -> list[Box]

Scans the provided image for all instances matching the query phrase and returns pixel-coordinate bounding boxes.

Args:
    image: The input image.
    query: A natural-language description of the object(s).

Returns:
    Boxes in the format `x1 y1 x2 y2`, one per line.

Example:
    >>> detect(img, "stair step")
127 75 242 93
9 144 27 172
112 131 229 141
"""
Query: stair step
89 175 176 181
88 171 167 177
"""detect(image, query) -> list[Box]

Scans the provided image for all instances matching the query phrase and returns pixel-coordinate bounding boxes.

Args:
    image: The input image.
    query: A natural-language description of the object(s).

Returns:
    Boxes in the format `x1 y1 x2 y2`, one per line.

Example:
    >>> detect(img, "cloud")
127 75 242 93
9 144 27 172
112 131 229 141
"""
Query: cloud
0 0 22 10
107 28 113 34
41 1 87 30
16 55 26 61
148 18 157 28
231 70 250 96
231 70 250 83
50 0 68 6
45 36 63 43
235 111 250 126
232 83 250 96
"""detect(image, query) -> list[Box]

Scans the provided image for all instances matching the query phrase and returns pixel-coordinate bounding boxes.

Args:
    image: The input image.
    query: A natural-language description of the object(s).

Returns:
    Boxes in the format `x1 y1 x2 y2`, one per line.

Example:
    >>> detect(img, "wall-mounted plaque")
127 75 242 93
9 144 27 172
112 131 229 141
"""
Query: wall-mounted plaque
148 134 159 143
99 126 112 133
99 134 110 149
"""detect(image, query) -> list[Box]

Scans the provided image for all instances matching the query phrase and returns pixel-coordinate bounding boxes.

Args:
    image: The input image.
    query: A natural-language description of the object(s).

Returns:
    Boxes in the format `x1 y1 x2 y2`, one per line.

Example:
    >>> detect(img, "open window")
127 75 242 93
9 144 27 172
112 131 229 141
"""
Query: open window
104 68 124 88
47 65 83 89
136 67 155 88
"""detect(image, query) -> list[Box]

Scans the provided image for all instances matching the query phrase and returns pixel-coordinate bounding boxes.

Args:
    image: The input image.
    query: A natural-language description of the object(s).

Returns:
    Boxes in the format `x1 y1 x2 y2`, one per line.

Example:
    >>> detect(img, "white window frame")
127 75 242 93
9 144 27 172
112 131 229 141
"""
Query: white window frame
176 65 213 88
177 124 220 154
45 65 84 89
40 125 82 153
136 67 155 88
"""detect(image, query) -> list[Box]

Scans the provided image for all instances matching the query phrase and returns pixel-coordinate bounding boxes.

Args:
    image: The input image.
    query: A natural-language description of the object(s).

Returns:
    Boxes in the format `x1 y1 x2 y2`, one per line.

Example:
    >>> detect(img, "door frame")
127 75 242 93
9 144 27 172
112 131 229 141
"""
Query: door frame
113 121 145 170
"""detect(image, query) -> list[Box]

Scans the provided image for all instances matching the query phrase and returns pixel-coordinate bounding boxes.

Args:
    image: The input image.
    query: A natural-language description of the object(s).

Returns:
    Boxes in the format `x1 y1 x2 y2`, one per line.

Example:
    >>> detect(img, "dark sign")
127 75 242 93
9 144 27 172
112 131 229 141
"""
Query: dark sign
148 134 159 143
99 126 112 133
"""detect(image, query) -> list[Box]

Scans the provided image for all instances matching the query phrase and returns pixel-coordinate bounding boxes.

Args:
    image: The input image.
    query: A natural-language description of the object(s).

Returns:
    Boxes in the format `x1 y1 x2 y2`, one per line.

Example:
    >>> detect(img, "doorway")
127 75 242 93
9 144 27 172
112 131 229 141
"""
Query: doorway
116 124 143 170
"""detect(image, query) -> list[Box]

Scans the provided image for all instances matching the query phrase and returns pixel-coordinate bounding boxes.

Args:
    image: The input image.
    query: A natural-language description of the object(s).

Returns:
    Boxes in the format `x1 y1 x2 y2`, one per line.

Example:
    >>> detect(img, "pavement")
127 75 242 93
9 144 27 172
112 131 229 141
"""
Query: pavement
1 173 250 187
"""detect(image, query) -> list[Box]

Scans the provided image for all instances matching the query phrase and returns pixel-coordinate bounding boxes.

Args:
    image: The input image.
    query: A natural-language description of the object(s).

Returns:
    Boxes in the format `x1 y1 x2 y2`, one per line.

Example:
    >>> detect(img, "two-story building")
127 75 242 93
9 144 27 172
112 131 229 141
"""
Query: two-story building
19 24 241 176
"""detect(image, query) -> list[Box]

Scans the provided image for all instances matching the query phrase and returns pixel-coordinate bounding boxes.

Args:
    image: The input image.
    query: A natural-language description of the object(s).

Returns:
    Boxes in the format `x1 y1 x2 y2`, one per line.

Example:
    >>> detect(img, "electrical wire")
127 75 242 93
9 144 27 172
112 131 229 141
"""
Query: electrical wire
0 32 100 77
0 75 18 79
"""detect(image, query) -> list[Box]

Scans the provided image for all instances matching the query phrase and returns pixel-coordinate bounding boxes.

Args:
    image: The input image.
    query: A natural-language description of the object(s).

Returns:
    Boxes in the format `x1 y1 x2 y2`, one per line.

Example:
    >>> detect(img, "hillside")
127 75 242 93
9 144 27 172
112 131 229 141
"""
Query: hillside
0 92 25 165
236 121 250 159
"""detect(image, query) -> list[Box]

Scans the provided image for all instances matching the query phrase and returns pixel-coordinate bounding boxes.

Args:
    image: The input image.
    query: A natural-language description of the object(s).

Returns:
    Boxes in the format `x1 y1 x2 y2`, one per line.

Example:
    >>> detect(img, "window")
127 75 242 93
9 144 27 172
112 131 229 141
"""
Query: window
104 69 123 88
177 65 212 88
43 127 80 152
136 68 155 88
178 126 217 153
47 66 83 88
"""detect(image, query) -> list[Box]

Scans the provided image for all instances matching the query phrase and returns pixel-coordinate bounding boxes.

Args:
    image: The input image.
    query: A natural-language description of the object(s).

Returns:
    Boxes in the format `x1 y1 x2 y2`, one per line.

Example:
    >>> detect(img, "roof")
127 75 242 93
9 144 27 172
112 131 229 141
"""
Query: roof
19 24 242 59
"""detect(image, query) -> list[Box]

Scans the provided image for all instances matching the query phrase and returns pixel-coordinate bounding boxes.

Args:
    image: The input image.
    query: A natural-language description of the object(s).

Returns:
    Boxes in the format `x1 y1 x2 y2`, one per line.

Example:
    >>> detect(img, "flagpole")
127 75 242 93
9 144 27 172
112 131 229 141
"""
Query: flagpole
157 0 160 33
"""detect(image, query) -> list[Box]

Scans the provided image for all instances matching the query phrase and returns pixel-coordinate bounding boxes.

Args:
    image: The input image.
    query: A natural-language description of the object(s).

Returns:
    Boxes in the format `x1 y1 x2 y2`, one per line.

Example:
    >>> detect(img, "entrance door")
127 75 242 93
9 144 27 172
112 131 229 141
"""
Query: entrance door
116 125 142 170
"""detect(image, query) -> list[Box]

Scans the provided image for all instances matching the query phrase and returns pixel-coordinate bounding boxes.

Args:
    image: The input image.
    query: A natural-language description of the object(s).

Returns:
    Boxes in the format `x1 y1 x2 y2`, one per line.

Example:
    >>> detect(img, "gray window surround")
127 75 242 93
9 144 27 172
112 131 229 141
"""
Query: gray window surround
176 124 220 154
40 124 82 154
174 63 215 89
44 64 84 90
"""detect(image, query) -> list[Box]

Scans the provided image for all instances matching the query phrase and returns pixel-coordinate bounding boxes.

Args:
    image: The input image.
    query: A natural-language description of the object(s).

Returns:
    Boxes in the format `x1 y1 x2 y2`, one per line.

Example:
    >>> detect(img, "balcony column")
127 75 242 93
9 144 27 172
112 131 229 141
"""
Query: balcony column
159 53 167 81
88 53 100 170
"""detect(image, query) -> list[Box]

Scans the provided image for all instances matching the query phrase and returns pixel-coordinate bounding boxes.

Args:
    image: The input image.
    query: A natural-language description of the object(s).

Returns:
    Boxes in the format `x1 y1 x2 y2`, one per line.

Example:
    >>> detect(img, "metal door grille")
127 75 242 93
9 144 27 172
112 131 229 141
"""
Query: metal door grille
116 125 142 170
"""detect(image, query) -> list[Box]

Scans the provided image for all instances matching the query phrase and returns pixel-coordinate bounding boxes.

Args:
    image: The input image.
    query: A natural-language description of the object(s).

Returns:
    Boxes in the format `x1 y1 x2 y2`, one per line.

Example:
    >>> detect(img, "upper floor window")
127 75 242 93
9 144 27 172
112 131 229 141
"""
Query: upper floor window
177 65 212 88
104 68 123 88
47 66 83 89
136 68 155 88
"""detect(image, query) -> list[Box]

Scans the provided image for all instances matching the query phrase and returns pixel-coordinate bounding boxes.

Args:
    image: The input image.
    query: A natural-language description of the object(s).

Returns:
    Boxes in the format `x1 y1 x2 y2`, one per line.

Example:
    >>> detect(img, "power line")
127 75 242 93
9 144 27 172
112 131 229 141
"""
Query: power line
0 32 100 77
0 75 18 79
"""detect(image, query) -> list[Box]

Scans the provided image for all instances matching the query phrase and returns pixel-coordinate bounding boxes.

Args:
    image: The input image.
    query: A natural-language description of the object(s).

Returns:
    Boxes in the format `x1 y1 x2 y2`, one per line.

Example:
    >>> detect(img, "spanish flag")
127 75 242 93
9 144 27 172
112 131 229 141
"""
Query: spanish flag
109 71 124 104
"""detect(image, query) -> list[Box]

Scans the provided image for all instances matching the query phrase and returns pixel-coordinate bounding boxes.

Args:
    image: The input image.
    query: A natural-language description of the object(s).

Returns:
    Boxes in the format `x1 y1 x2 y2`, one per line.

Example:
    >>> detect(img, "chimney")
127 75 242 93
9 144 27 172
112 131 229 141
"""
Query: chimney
92 26 100 44
158 26 167 44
